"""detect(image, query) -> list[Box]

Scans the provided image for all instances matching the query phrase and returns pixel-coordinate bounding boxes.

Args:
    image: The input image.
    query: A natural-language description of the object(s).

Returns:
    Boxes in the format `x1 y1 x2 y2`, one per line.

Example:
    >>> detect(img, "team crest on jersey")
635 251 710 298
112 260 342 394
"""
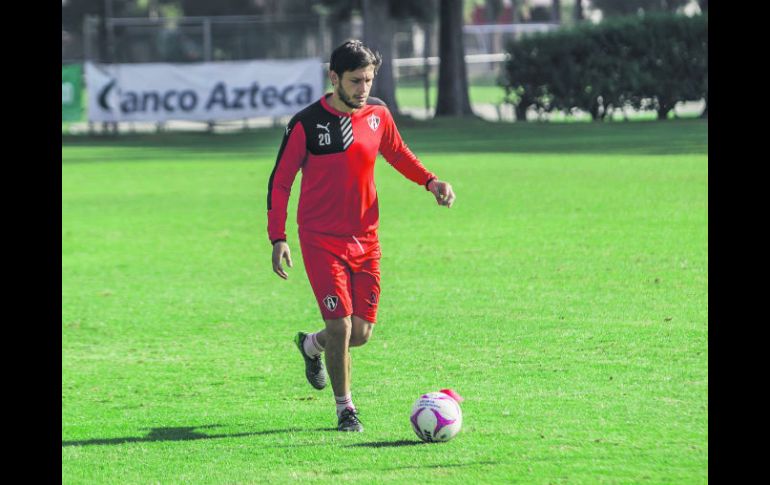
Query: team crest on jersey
323 295 339 311
367 114 380 132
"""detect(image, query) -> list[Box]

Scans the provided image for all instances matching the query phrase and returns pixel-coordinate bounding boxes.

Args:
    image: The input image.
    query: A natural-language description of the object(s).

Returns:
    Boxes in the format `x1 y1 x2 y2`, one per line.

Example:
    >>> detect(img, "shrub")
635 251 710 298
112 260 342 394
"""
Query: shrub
502 13 707 121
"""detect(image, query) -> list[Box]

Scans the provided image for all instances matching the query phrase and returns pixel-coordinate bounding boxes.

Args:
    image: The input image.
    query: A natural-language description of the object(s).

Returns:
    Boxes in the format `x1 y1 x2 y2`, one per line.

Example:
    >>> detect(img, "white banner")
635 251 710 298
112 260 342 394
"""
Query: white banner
85 59 322 122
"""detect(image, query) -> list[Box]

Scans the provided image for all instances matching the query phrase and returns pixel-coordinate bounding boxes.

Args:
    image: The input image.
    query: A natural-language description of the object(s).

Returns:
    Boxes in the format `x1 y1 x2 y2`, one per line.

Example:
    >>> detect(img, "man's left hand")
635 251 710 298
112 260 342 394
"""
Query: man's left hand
428 179 456 208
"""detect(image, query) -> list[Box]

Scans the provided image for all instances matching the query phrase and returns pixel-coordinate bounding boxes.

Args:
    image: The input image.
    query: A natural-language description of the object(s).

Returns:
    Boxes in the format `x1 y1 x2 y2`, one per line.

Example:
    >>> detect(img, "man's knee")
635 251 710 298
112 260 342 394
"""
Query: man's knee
325 317 352 343
349 318 373 347
349 332 371 347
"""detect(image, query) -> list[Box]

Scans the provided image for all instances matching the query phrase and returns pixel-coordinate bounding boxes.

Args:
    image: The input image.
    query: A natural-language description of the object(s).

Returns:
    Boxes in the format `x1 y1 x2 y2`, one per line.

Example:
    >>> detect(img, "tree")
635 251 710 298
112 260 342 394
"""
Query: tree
435 0 473 117
574 0 584 22
552 0 562 23
366 1 433 114
62 1 105 33
483 0 503 22
316 0 357 52
362 0 399 110
318 0 432 115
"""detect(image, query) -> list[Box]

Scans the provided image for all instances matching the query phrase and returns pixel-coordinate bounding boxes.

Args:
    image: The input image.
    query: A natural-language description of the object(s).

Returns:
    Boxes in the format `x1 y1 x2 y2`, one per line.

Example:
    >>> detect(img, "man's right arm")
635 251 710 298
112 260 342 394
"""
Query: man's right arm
267 120 306 244
267 120 306 279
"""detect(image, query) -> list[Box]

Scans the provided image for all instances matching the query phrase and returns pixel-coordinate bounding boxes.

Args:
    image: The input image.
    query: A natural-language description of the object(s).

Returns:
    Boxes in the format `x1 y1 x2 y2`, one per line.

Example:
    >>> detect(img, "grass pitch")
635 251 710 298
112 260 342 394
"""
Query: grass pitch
62 118 707 484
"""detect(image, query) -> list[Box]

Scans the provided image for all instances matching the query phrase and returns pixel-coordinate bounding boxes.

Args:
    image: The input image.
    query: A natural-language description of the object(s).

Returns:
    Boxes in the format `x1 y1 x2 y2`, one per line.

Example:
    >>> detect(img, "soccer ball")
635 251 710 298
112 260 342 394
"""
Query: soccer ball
410 389 463 443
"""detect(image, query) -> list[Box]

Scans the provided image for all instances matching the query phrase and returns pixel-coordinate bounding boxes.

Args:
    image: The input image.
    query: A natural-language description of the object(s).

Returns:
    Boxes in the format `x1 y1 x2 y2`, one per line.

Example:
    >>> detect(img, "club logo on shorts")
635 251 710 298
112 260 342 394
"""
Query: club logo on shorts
369 291 378 306
323 295 339 312
367 114 380 132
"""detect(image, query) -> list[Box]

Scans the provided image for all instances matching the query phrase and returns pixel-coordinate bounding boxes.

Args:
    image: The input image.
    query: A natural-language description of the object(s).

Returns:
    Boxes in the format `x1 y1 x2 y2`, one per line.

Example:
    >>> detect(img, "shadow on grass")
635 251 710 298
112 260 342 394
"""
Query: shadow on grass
347 439 426 448
383 460 499 471
61 425 337 447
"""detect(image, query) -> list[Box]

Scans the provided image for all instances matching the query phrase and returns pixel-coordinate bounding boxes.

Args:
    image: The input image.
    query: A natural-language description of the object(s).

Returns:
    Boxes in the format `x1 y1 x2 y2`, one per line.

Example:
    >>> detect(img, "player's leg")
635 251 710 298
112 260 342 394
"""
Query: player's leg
349 316 374 347
323 316 352 398
347 317 372 417
328 236 379 430
295 231 362 431
294 330 327 390
295 233 352 391
324 315 363 431
349 236 380 347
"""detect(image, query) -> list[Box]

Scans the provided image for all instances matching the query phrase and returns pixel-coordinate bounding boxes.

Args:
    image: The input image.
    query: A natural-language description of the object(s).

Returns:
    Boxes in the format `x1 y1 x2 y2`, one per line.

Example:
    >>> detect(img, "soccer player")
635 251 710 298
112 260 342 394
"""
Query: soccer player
267 40 456 432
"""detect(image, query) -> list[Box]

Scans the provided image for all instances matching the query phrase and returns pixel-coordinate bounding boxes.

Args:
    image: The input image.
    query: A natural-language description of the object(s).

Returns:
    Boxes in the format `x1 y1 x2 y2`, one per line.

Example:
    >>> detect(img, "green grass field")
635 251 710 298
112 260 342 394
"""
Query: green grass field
62 118 708 484
396 80 509 108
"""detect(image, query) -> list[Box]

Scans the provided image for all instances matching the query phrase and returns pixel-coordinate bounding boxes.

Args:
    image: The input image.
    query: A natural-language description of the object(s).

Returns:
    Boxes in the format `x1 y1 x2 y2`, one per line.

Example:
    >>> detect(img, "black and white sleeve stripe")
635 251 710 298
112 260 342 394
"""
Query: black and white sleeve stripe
340 116 354 150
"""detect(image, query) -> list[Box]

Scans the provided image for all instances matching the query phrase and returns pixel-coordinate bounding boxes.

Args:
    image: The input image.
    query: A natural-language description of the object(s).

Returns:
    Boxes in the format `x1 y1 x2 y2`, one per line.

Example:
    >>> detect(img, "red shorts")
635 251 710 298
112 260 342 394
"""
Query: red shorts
298 228 381 323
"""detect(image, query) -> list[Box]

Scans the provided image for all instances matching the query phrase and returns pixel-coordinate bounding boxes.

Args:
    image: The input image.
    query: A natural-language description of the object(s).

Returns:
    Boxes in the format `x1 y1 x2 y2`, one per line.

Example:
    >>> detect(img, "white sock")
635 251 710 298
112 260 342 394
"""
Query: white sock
335 393 356 416
303 332 324 357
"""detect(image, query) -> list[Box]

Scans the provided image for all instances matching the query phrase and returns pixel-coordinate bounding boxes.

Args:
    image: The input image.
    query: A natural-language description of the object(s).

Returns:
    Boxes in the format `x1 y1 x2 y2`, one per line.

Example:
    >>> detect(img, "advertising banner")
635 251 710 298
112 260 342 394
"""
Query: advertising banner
85 59 323 122
62 64 83 122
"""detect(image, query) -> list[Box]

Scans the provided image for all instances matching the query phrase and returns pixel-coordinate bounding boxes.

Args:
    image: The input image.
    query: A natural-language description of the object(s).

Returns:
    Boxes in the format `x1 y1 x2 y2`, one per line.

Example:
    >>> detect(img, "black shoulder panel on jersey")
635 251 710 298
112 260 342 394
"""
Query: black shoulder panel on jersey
298 100 351 155
290 99 323 125
267 107 309 210
366 96 387 107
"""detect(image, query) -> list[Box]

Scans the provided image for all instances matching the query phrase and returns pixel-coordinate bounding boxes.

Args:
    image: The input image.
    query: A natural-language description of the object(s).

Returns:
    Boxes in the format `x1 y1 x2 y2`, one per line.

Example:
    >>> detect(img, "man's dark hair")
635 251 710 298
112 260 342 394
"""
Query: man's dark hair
329 40 382 78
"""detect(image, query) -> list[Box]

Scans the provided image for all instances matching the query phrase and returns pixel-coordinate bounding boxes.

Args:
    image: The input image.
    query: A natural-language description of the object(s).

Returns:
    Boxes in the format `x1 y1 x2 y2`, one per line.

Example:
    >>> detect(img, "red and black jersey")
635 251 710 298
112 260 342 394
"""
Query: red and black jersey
267 94 436 242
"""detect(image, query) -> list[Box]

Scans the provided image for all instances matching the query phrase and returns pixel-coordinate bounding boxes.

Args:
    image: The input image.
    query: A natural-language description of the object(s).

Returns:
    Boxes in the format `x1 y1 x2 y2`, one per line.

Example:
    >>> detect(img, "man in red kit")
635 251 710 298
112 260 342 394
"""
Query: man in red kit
267 40 456 432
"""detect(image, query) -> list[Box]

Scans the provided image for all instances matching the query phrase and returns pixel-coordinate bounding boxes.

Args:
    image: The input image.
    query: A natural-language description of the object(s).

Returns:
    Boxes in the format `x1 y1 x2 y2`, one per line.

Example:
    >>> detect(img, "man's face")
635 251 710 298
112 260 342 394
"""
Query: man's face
332 65 376 110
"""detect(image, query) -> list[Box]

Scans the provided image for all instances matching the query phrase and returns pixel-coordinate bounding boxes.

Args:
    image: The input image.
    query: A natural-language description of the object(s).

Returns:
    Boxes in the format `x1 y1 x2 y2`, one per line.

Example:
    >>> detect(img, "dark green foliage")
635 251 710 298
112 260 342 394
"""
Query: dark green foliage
387 0 434 22
591 0 690 17
177 0 264 16
315 0 433 22
316 0 358 21
502 13 707 121
529 6 552 22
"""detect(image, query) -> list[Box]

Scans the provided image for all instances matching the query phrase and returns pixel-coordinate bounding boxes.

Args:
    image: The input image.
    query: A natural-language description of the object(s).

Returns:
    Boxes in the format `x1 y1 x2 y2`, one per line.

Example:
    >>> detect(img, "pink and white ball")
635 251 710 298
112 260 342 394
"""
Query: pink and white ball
410 389 464 443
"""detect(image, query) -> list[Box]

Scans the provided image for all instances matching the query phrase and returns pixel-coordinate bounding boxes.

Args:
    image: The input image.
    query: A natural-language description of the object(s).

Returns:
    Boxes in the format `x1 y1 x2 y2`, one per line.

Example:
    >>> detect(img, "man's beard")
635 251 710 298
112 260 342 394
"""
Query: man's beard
337 85 366 110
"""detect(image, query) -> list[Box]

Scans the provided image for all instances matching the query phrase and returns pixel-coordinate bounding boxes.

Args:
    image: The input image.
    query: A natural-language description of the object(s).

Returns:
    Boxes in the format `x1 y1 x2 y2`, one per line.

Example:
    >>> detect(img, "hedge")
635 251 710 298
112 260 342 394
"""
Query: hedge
501 13 708 121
